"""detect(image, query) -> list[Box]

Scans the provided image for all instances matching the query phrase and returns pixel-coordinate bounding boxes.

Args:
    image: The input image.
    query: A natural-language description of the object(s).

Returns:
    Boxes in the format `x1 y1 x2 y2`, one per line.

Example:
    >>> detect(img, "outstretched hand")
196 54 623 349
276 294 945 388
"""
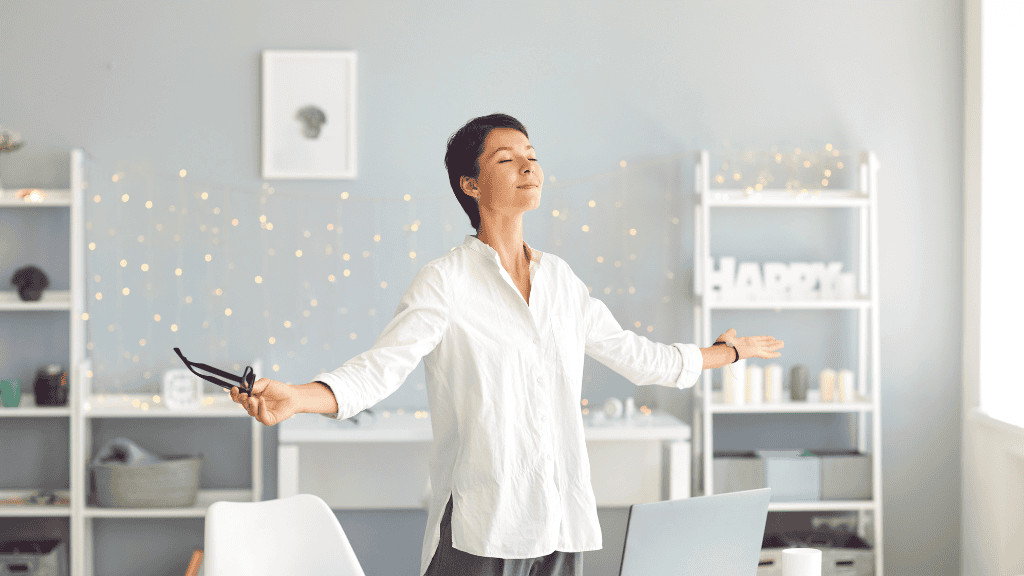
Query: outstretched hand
715 328 785 361
229 377 301 426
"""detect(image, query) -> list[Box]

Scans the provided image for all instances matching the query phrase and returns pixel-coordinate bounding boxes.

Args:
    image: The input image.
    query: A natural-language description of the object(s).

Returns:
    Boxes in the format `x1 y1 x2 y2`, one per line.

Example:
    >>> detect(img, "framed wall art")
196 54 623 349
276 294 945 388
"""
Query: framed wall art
261 50 357 179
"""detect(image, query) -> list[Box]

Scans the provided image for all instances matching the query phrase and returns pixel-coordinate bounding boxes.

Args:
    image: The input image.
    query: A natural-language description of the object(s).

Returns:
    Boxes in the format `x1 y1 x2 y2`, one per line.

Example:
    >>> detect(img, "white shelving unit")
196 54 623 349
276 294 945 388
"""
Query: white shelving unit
690 150 883 575
0 150 265 576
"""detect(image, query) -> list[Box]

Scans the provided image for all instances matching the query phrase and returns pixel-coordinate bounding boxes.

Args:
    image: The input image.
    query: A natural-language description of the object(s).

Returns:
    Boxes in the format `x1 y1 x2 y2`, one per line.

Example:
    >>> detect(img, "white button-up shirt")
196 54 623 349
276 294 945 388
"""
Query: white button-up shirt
312 234 702 576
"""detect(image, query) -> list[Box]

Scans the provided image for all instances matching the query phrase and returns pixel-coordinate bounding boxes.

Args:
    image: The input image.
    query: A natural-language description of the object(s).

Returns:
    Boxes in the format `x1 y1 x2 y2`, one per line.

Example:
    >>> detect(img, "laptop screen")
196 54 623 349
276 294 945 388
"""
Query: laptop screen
618 488 771 576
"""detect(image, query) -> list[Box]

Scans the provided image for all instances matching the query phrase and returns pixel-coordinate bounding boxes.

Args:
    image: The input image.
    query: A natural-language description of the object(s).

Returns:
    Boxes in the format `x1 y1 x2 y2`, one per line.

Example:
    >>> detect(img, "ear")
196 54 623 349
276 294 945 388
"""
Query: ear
460 175 479 200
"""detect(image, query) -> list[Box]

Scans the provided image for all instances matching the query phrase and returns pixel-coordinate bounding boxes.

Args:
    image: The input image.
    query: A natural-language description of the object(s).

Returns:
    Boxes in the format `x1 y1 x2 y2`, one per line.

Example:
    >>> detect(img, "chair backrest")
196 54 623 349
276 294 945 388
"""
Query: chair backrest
204 493 366 576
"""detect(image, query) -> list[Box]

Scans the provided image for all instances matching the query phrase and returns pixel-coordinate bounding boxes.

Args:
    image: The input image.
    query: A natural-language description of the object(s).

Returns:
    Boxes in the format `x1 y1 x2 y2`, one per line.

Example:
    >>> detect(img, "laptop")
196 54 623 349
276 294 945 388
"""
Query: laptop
618 488 772 576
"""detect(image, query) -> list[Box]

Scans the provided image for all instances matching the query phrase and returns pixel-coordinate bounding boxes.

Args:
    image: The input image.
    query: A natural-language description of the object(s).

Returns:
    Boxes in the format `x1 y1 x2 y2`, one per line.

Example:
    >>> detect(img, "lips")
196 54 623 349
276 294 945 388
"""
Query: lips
517 184 540 189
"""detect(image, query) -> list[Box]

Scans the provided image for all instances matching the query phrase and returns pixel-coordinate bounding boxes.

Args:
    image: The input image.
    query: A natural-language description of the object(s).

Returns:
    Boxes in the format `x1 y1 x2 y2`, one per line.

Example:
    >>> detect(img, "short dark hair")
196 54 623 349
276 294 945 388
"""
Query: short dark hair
444 113 529 232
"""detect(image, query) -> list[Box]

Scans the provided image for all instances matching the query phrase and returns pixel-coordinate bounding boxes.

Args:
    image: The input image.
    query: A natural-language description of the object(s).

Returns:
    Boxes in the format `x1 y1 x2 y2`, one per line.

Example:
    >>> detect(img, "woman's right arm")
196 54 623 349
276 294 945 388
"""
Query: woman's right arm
304 262 451 422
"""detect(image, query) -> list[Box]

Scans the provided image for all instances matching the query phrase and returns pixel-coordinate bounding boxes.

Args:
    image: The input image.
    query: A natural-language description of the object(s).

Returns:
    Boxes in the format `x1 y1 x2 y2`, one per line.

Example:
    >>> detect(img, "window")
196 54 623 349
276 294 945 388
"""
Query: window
978 0 1024 428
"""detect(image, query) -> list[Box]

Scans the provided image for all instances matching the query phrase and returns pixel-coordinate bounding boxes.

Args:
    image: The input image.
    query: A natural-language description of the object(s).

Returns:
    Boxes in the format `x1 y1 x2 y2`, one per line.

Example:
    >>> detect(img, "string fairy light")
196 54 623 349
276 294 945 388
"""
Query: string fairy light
80 149 711 408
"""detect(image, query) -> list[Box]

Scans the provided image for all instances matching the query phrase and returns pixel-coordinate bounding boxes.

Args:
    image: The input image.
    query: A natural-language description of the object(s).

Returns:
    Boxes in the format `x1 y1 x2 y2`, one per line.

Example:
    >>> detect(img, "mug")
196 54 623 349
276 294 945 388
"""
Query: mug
0 378 22 408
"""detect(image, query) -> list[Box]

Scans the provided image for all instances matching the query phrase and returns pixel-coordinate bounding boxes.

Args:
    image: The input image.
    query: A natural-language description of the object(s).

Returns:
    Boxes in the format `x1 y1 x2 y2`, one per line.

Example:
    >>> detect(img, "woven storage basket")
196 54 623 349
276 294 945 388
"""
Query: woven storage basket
90 454 203 508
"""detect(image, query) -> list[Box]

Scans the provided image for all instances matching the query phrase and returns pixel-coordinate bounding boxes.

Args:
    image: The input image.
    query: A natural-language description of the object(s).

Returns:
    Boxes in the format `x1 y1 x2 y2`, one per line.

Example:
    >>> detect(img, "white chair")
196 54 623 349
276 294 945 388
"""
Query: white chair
201 493 366 576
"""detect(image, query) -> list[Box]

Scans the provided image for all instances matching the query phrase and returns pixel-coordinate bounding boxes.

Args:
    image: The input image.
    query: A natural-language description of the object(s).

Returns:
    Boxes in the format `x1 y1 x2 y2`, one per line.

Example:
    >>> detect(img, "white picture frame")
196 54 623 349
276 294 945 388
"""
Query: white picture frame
162 368 203 410
261 50 357 179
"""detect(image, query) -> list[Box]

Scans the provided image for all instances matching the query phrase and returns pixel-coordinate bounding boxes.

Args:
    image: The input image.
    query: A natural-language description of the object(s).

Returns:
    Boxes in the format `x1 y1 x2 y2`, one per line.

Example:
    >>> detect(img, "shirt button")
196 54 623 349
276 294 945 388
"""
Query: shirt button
533 338 541 346
539 414 547 423
536 377 543 384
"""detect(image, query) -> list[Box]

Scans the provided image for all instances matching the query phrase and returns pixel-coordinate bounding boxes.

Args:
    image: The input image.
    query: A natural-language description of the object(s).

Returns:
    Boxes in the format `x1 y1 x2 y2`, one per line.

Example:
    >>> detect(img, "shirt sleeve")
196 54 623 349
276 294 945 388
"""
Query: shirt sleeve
311 262 450 420
583 292 702 390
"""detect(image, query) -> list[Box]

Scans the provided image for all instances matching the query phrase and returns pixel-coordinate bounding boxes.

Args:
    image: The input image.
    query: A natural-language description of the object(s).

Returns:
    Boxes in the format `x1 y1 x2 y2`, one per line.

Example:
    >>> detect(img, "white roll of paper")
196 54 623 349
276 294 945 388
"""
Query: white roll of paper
782 548 822 576
838 369 855 402
746 364 763 404
722 359 747 405
765 364 784 403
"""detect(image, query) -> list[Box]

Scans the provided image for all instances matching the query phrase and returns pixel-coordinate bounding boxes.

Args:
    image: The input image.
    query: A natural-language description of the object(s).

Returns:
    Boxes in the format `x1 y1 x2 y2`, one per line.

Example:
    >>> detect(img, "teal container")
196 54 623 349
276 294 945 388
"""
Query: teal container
0 378 22 407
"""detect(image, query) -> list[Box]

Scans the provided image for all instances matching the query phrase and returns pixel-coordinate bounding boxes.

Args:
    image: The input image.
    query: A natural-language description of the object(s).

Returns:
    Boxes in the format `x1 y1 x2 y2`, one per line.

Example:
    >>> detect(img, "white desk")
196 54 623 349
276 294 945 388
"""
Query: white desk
277 409 690 509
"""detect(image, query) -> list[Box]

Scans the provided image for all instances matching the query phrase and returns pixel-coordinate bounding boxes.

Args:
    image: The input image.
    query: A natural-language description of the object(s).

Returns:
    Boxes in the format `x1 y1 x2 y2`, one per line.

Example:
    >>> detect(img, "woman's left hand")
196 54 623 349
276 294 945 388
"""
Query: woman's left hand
715 328 785 360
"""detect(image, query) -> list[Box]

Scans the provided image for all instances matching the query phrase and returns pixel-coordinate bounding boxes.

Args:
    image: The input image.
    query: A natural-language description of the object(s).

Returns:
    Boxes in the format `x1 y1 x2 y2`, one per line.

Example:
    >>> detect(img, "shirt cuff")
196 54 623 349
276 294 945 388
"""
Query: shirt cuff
671 343 703 390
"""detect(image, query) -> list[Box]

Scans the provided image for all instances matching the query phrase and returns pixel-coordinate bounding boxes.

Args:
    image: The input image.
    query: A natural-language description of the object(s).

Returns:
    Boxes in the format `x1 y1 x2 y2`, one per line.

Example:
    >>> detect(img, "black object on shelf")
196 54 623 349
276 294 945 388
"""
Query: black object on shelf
10 265 50 302
33 364 67 406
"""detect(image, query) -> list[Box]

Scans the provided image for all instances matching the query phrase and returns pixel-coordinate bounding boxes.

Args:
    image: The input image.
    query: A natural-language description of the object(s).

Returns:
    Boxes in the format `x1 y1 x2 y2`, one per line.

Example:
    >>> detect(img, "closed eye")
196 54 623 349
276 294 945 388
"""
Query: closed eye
498 158 538 163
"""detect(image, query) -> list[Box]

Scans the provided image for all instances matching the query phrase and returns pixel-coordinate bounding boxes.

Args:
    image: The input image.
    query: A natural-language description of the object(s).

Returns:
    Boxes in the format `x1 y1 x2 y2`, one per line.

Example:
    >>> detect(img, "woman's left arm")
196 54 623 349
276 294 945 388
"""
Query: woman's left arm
582 290 703 390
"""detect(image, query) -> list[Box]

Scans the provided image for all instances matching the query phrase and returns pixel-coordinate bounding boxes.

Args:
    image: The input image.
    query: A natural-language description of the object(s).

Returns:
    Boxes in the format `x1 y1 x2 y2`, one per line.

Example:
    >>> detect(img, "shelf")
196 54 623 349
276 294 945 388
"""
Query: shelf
0 405 71 418
0 290 72 311
766 500 877 512
710 392 874 413
0 189 72 207
83 489 253 518
697 295 872 310
695 152 882 574
82 393 251 418
0 490 71 517
279 410 690 443
700 189 869 207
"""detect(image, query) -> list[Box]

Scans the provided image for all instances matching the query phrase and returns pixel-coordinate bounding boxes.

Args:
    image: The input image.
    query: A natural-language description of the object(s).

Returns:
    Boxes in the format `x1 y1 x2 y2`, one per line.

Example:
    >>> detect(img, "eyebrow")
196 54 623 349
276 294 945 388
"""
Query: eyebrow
488 145 534 159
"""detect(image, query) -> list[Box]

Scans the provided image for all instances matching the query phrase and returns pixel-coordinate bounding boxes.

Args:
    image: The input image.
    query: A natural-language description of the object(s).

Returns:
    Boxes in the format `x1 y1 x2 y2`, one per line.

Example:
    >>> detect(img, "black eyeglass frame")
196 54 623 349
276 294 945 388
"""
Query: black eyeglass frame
173 347 255 395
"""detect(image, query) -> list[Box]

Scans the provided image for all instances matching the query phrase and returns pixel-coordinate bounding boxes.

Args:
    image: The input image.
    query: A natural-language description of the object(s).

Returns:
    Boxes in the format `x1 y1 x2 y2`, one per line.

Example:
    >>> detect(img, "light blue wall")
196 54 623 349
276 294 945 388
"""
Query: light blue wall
0 1 963 575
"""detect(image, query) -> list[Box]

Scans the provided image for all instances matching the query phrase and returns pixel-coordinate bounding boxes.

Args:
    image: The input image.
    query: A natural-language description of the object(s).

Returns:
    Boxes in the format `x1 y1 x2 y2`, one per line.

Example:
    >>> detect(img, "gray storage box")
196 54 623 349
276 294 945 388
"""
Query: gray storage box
0 539 68 576
759 450 820 502
811 449 872 500
90 454 203 508
713 451 764 494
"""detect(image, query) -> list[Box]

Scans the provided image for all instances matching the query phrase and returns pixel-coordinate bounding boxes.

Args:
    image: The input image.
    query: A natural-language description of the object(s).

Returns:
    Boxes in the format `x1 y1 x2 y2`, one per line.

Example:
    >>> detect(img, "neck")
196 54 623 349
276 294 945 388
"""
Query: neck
475 218 529 271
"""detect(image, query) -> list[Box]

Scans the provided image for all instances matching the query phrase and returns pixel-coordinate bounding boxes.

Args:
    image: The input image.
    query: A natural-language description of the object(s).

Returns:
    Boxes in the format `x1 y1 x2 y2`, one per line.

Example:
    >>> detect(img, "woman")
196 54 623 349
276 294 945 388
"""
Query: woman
231 113 784 576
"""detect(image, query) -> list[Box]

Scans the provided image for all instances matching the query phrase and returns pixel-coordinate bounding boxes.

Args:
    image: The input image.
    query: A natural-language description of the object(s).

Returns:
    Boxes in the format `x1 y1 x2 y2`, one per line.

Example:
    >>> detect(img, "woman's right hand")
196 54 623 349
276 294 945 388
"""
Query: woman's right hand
229 378 301 426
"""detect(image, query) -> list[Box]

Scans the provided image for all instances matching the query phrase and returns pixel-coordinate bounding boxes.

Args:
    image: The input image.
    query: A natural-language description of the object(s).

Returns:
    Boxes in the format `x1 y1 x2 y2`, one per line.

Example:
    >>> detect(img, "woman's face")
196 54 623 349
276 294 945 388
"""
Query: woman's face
463 127 543 217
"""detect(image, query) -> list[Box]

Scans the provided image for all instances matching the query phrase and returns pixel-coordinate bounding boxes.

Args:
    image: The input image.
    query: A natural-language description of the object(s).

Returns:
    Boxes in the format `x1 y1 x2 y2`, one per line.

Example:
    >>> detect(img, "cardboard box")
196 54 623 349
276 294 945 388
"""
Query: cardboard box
759 450 820 501
713 451 764 494
811 449 872 500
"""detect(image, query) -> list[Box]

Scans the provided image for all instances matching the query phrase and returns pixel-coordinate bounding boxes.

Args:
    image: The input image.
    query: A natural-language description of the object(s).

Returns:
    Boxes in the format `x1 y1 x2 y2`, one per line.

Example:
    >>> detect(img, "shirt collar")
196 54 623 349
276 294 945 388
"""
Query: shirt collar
464 234 542 266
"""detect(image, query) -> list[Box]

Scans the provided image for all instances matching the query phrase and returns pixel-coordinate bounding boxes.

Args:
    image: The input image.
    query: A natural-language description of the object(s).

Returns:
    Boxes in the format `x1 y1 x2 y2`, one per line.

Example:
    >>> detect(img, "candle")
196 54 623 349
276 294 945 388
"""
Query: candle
765 364 783 403
819 369 837 402
723 359 747 405
782 548 821 576
790 365 809 401
746 364 763 404
838 369 855 402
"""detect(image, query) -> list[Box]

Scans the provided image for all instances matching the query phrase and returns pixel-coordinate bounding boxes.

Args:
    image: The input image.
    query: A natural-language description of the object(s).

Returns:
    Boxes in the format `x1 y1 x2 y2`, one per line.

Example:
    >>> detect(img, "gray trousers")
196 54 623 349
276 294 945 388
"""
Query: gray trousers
424 494 584 576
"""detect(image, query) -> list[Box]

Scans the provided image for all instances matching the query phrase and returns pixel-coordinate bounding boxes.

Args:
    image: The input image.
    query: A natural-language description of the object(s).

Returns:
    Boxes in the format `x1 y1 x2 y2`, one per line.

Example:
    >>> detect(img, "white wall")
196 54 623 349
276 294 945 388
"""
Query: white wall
0 2 965 574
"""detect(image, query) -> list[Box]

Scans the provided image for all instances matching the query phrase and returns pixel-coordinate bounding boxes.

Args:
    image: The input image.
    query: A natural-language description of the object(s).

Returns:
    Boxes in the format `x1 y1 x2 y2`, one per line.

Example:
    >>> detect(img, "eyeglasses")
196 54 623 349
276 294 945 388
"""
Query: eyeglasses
173 347 255 395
